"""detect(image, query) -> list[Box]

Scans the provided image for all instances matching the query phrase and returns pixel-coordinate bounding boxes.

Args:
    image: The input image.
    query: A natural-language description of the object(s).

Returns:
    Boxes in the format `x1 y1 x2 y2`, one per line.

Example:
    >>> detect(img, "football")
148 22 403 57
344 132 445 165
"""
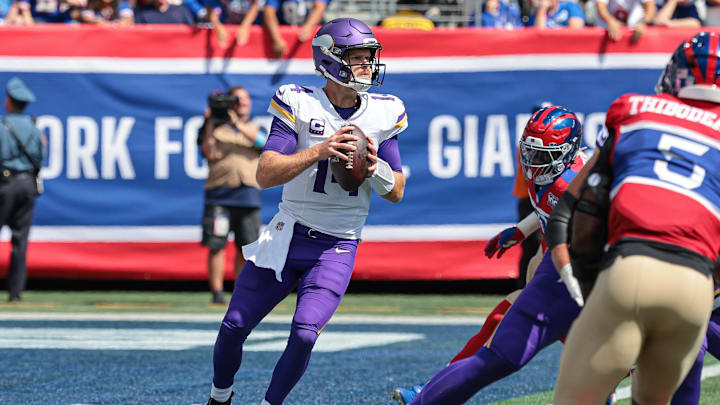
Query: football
330 126 369 191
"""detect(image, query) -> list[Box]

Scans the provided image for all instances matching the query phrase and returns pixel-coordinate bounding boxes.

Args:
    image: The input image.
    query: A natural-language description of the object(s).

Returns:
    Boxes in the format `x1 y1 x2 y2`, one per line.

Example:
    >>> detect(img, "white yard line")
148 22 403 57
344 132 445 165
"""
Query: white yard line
0 311 486 325
613 363 720 400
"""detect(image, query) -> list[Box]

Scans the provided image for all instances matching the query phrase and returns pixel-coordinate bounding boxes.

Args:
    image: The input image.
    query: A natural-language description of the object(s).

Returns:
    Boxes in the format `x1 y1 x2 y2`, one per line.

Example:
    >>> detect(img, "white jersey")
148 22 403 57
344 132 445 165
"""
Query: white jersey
267 84 408 240
596 0 653 26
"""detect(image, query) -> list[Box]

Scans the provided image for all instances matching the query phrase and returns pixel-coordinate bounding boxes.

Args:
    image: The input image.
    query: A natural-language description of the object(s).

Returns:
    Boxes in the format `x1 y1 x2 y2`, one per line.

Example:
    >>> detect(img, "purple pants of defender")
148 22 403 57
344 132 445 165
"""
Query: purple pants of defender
411 251 581 405
212 223 358 405
672 310 720 404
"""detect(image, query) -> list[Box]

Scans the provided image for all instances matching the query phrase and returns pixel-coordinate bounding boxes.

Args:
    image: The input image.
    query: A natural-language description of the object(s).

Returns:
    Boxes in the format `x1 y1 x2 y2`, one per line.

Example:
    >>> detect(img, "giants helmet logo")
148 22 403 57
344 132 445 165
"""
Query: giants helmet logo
547 192 559 209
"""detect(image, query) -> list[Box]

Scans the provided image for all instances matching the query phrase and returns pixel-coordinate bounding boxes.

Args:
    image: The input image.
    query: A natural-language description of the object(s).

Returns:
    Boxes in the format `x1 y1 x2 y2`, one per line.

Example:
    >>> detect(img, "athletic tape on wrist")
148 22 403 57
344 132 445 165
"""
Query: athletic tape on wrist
560 263 573 278
516 212 540 238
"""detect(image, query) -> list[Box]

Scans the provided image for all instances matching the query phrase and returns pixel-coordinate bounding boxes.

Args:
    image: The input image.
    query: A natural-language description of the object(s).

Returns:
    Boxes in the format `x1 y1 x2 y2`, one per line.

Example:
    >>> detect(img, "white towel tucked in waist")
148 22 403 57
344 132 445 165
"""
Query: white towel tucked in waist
242 211 296 282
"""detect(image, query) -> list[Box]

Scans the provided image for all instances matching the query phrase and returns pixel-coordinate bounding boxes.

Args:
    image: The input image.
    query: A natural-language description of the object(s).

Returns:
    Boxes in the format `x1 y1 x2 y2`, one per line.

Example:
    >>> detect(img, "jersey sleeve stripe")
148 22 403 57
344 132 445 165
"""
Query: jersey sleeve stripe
619 121 720 150
610 176 720 222
394 112 408 128
270 99 296 124
272 94 293 115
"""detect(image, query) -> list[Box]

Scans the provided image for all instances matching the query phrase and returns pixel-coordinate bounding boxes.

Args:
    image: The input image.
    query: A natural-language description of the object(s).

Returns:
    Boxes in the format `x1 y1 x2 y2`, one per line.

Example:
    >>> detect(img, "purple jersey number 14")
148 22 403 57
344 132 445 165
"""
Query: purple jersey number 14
312 160 359 196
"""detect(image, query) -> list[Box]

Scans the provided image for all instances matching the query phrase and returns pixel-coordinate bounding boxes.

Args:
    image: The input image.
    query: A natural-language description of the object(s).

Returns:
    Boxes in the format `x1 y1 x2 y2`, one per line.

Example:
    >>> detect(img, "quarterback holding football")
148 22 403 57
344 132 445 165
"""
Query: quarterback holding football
205 17 408 405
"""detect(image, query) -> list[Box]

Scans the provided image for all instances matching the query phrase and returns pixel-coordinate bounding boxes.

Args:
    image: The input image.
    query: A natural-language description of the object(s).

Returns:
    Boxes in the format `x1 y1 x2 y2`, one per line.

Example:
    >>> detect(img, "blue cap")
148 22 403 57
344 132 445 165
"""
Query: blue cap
6 77 36 103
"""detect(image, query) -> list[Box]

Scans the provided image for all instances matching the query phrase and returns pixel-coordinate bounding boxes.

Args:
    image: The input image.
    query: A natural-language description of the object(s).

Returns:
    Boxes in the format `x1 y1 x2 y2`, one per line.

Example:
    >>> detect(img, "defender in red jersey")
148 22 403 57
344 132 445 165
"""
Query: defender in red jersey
552 32 720 405
392 107 606 405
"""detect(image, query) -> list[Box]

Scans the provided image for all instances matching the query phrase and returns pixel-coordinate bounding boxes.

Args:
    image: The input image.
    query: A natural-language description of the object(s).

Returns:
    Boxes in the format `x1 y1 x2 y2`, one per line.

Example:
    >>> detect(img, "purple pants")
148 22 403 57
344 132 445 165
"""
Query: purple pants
212 223 358 405
487 250 581 366
411 251 581 405
672 310 720 404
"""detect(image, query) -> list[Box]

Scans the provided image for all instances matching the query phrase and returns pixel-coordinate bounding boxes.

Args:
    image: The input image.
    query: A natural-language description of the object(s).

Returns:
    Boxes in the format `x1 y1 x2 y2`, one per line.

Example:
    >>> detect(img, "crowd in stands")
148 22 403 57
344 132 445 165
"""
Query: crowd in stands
458 0 720 30
0 0 718 41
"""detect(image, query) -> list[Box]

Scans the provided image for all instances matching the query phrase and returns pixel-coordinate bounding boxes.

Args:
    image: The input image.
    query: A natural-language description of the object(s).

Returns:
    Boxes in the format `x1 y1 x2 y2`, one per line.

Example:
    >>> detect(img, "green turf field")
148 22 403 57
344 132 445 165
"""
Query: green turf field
491 354 720 405
0 290 506 315
2 291 718 404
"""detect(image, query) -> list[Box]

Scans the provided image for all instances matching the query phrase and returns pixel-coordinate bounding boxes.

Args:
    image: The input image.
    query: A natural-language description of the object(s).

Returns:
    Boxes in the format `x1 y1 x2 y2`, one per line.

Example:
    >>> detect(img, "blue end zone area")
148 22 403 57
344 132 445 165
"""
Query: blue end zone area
0 318 563 404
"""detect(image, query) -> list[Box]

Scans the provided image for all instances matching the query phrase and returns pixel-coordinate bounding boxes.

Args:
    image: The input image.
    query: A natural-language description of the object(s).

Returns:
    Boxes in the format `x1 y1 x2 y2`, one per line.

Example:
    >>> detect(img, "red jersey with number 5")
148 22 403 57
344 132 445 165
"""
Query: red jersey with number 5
601 93 720 260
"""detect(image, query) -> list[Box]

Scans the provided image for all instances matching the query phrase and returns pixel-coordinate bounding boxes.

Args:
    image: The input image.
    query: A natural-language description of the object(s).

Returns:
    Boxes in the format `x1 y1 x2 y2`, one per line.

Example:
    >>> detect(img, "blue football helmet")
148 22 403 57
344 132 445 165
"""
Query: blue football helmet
656 32 720 103
311 18 385 91
520 106 583 186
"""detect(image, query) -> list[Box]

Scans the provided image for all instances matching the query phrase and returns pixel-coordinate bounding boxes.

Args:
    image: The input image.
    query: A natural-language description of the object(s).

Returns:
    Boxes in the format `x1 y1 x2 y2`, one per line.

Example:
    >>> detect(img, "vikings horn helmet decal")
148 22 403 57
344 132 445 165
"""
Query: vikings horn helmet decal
311 18 386 92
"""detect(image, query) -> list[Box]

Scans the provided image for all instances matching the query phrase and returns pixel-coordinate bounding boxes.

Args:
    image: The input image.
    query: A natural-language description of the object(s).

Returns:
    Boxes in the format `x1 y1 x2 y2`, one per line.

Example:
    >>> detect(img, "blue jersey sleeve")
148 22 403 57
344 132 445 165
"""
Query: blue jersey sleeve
562 2 585 21
118 1 133 15
183 0 207 18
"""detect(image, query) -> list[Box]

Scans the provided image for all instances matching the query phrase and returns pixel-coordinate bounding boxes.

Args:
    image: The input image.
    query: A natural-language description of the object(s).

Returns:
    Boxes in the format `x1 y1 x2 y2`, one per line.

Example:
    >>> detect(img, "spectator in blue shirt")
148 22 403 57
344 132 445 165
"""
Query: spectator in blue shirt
481 0 522 28
530 0 585 28
4 0 33 23
262 0 329 58
205 0 258 25
13 0 85 23
182 0 204 21
135 0 195 24
0 0 11 21
80 0 133 24
653 0 701 27
200 0 260 47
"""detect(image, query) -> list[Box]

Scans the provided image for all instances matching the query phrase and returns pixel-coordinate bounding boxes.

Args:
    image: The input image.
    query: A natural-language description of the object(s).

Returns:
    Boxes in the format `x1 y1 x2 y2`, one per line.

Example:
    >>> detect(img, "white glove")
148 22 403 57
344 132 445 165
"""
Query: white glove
560 263 584 307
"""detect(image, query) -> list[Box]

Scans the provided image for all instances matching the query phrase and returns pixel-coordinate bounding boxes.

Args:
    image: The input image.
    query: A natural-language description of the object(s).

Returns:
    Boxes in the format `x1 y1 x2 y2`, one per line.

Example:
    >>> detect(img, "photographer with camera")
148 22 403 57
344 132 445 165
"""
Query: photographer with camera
199 85 267 304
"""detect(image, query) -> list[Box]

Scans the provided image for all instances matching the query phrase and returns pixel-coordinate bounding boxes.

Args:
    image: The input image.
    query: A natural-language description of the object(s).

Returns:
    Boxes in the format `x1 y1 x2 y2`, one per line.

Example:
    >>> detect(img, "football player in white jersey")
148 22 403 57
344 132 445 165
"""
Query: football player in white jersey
205 17 408 405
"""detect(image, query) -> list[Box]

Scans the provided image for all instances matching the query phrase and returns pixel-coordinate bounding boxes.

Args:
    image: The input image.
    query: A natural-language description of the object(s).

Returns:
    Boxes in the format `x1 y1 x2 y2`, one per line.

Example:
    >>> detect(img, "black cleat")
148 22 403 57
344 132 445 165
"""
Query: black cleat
206 392 233 405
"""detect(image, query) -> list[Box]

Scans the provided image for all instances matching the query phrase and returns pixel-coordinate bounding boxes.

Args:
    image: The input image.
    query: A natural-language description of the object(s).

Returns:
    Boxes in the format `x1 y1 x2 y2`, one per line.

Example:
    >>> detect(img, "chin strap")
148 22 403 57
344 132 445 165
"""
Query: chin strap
317 66 371 92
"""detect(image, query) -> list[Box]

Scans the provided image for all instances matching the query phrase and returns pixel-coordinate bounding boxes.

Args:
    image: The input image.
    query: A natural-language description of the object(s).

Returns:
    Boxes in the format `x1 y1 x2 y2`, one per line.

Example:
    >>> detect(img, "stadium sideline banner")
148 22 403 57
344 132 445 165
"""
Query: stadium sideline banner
0 25 700 281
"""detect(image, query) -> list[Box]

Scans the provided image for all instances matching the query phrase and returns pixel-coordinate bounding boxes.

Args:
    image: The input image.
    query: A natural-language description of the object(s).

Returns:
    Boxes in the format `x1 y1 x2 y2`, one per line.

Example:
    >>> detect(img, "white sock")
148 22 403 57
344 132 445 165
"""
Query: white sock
210 384 233 402
261 400 272 405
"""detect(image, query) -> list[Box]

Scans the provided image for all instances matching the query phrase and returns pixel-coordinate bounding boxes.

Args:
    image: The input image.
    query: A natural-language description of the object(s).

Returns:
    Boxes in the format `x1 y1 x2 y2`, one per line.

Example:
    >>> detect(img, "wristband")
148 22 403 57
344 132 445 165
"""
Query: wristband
516 211 540 238
253 128 268 149
368 157 395 195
